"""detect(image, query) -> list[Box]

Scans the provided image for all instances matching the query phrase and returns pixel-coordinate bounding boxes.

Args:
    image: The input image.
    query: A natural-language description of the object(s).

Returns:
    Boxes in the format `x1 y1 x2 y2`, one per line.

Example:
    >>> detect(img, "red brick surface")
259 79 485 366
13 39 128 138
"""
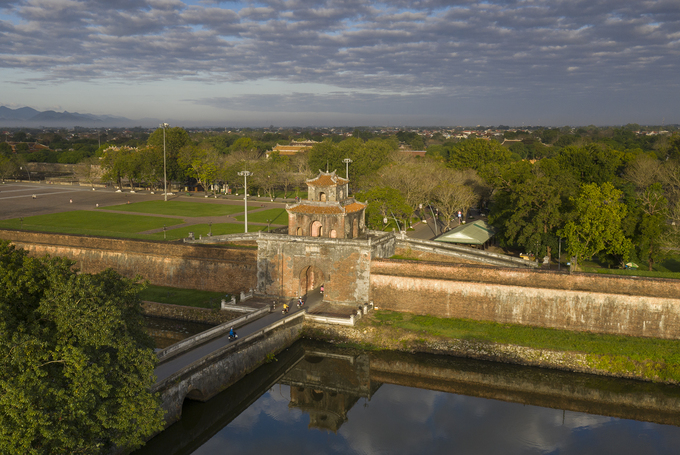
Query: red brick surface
1 230 257 293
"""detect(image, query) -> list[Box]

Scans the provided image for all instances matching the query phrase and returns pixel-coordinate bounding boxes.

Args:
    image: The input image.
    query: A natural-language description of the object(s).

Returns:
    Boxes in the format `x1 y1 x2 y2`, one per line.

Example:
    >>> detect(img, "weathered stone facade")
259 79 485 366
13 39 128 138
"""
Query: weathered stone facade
286 171 366 239
256 232 395 304
1 230 257 293
370 259 680 339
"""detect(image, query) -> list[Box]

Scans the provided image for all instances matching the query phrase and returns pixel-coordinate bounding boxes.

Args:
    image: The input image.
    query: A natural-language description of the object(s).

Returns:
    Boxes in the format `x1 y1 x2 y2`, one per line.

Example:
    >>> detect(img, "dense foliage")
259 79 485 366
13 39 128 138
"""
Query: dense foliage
0 241 164 454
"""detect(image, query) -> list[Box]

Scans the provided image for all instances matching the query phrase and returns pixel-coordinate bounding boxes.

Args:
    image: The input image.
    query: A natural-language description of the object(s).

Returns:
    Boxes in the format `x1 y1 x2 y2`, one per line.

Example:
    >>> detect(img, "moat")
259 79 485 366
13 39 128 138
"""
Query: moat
137 331 680 455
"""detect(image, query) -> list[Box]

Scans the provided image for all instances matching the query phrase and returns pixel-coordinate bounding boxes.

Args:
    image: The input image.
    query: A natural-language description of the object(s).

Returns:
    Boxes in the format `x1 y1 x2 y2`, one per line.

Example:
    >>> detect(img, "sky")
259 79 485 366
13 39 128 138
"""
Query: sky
1 0 679 127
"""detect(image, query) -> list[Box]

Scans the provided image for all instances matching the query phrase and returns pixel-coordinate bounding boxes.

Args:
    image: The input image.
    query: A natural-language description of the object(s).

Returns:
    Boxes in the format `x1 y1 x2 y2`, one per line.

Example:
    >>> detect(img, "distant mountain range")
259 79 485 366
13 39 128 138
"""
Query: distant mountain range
0 106 143 127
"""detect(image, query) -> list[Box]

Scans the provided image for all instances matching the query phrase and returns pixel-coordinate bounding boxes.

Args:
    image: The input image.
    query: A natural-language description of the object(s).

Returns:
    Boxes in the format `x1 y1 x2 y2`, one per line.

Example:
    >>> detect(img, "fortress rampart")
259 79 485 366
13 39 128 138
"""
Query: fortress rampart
3 230 680 339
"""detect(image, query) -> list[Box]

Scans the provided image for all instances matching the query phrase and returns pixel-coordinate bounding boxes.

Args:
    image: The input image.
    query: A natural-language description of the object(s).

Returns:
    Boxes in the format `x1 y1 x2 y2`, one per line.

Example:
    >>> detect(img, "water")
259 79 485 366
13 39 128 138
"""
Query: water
136 340 680 455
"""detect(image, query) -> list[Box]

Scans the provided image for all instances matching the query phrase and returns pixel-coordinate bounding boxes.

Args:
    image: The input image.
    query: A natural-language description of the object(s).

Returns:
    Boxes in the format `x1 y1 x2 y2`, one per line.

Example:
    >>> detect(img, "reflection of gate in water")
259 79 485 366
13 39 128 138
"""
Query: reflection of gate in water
299 265 324 296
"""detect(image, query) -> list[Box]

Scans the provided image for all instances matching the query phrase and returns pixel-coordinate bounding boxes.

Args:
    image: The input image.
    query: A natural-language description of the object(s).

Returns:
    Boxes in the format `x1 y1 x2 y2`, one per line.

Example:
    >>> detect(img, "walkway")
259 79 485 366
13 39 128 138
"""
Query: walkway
154 289 324 383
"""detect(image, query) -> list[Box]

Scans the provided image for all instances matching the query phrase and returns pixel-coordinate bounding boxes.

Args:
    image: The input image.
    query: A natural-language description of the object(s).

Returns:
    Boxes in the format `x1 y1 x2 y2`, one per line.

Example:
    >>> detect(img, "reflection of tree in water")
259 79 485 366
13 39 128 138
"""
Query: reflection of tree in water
281 350 381 433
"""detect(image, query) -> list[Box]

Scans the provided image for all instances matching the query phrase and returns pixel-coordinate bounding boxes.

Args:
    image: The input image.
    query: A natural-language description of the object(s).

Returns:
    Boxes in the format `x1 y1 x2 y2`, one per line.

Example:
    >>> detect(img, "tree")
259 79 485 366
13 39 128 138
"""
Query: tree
430 168 480 231
0 142 12 156
0 154 17 182
446 138 513 173
560 182 632 268
633 183 668 271
489 159 577 258
356 187 411 230
147 127 190 182
178 145 221 195
308 138 396 188
0 241 164 453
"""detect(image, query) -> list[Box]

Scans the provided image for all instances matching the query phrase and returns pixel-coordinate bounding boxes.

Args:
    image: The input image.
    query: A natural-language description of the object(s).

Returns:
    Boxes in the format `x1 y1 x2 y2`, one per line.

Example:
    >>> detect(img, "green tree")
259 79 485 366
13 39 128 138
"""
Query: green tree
147 127 190 181
0 242 164 454
356 186 411 230
0 142 12 156
490 159 577 258
556 144 624 185
560 182 632 268
308 138 396 188
446 138 513 174
633 183 669 271
178 145 222 195
0 154 17 181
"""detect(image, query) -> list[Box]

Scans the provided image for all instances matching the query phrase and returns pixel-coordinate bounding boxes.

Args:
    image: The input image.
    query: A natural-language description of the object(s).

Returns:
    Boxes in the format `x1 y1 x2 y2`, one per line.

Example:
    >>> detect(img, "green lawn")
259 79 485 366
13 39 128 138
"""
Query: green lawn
152 223 266 241
0 211 184 236
234 208 288 224
139 285 228 309
372 311 680 382
102 200 253 217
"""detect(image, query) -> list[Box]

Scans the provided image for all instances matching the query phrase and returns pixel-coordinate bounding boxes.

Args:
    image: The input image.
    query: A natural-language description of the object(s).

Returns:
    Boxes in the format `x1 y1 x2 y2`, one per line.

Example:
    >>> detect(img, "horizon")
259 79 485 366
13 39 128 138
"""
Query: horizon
1 1 679 127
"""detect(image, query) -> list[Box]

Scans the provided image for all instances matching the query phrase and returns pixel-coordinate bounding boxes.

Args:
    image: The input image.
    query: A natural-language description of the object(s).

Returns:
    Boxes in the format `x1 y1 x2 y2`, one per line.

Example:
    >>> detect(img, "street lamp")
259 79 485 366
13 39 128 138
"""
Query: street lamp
343 158 353 179
238 169 253 233
160 123 169 201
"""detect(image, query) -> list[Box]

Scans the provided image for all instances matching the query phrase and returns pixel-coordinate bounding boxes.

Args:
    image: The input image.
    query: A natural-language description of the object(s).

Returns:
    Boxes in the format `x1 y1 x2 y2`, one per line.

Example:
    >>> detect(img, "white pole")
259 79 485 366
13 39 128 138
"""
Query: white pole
160 123 169 201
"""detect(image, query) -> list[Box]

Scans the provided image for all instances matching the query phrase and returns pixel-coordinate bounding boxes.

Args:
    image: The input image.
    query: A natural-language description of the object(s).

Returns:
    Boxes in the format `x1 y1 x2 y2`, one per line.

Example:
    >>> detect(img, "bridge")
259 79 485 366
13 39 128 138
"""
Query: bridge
149 287 366 430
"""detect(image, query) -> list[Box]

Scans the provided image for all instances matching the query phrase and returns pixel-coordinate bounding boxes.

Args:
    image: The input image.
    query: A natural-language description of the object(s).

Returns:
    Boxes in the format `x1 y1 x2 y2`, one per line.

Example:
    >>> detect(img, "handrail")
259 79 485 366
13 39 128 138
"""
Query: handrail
156 305 271 364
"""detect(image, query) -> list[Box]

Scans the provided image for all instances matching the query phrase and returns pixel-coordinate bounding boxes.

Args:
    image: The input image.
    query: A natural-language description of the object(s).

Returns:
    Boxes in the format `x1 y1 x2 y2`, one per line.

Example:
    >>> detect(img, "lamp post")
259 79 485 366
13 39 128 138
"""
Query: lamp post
343 158 353 179
238 170 253 233
160 123 169 201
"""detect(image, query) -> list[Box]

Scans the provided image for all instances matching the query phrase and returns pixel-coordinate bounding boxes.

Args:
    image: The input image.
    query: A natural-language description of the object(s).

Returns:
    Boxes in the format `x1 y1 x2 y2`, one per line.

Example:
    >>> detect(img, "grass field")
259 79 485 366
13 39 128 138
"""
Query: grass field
0 211 264 240
234 208 288 224
372 311 680 382
146 223 265 241
102 200 251 217
0 211 185 235
139 285 228 309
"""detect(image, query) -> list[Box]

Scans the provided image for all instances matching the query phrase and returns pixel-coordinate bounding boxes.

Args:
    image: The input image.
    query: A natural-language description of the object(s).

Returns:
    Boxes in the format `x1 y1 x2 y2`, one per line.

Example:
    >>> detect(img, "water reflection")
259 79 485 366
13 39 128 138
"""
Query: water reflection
136 341 680 455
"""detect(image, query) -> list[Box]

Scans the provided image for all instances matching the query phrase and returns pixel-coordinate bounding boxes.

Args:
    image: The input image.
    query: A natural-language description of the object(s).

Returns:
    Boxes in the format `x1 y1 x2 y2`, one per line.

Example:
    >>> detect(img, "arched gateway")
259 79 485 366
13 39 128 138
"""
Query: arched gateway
254 170 386 305
299 265 325 296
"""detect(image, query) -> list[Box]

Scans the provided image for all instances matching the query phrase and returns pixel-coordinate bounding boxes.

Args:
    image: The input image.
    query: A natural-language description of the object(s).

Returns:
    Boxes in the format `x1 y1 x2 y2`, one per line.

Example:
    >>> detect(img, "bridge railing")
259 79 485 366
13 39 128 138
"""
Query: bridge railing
153 310 306 392
156 305 271 365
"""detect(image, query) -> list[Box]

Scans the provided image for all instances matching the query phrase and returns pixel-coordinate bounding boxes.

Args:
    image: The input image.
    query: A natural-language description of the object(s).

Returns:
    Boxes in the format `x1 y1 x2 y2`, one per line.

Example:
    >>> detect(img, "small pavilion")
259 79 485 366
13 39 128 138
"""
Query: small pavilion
286 171 367 239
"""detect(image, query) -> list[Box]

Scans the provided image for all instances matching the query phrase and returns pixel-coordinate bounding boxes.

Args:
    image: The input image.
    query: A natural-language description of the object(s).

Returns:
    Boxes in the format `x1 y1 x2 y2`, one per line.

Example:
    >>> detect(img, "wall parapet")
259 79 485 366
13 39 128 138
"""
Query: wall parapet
371 259 680 299
396 236 537 268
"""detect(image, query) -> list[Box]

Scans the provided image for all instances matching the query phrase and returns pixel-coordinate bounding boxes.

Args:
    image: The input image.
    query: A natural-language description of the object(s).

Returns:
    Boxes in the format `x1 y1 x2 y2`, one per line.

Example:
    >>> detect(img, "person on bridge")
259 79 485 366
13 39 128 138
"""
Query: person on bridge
229 327 236 338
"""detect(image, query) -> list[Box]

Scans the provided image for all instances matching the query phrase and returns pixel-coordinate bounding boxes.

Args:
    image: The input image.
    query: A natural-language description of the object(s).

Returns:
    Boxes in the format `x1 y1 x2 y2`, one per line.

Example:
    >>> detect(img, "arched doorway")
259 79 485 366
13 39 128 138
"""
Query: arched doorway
297 227 303 236
299 265 325 296
311 220 323 237
330 229 337 238
320 192 327 202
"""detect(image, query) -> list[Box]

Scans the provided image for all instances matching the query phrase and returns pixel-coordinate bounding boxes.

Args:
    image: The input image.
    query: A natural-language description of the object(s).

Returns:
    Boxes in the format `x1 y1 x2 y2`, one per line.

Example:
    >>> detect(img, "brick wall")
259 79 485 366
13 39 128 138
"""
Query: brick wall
370 259 680 339
1 230 257 293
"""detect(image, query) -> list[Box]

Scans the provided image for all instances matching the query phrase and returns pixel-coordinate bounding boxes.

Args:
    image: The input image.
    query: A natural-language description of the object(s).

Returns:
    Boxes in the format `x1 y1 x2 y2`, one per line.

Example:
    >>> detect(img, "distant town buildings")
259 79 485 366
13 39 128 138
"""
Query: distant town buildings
265 139 319 158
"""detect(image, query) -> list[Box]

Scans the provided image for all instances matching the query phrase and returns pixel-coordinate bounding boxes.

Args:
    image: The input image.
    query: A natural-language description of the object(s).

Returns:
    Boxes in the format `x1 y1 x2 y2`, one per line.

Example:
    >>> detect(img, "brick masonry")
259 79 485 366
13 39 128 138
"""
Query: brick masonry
0 230 257 293
371 259 680 339
256 234 373 304
6 230 680 339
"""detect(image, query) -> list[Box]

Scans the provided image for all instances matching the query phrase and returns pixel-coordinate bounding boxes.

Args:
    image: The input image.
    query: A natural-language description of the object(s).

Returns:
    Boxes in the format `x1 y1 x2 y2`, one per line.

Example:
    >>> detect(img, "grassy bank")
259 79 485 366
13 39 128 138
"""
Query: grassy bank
321 311 680 383
139 285 228 309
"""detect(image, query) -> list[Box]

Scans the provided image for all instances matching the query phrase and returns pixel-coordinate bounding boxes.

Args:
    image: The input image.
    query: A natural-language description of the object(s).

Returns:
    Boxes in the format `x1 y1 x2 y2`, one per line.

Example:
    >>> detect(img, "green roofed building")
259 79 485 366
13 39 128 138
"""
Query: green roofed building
434 219 496 249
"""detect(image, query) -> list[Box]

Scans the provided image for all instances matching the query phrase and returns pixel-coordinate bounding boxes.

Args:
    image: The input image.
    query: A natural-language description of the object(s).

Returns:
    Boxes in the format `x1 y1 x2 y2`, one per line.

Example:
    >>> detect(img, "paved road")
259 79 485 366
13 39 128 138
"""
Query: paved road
0 182 292 232
154 289 323 383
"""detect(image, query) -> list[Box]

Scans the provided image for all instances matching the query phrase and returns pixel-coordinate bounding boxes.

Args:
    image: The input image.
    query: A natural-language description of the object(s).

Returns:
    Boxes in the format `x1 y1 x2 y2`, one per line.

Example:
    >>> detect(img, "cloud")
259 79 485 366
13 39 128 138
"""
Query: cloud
1 0 679 124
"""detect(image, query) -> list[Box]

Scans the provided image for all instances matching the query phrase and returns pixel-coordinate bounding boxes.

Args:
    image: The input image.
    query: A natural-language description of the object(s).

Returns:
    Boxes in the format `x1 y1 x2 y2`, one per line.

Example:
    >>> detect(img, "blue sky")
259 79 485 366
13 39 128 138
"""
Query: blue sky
1 0 679 127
